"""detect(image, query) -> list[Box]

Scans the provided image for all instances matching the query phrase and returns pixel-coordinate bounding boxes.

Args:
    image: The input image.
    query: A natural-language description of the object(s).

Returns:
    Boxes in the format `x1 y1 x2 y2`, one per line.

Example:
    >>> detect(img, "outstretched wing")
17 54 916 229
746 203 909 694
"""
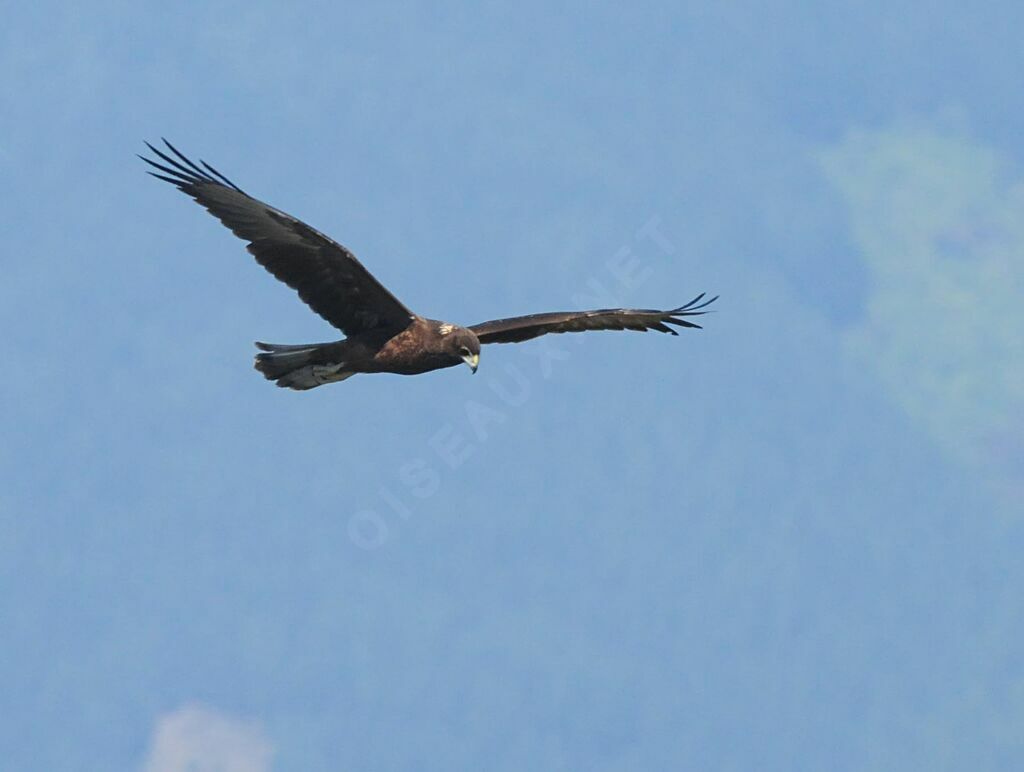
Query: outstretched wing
140 139 416 336
469 294 717 344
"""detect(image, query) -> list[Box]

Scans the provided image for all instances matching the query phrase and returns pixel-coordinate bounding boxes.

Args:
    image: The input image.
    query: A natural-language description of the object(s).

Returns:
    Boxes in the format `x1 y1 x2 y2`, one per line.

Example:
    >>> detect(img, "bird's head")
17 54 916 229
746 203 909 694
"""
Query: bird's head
437 323 481 373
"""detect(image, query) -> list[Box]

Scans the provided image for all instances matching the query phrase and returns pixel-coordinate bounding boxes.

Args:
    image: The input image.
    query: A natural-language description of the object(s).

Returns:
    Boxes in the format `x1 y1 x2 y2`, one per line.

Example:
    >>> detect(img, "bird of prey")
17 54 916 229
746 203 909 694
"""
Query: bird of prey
141 140 716 390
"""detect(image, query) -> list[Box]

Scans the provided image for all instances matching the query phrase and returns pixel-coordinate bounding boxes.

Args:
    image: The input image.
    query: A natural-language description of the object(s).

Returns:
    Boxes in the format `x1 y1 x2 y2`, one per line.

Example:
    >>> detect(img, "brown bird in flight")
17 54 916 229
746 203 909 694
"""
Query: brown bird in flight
141 139 716 390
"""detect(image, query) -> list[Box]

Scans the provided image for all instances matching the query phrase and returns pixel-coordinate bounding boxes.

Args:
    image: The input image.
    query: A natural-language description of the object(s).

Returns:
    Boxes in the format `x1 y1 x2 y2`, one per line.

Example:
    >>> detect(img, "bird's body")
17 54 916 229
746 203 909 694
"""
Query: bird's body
256 319 478 389
141 140 715 390
368 319 479 375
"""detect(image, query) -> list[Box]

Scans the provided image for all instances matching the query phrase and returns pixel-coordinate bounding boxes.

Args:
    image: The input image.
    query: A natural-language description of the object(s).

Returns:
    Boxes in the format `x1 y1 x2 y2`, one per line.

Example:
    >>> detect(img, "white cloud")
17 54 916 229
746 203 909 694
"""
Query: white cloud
142 704 273 772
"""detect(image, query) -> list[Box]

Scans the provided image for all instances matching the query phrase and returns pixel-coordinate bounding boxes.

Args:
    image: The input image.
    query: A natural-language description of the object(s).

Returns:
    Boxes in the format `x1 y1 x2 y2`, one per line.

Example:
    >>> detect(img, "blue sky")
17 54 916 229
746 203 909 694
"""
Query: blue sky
2 3 1023 770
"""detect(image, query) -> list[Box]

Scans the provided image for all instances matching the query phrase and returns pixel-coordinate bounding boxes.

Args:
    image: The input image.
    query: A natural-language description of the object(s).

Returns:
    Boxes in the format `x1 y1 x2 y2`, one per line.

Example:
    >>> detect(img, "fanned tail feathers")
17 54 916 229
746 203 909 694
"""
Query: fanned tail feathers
253 343 353 390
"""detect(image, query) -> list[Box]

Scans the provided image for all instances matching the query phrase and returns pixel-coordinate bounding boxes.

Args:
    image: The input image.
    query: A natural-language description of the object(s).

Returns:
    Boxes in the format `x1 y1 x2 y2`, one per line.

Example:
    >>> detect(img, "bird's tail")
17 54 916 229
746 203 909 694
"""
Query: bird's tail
253 342 353 390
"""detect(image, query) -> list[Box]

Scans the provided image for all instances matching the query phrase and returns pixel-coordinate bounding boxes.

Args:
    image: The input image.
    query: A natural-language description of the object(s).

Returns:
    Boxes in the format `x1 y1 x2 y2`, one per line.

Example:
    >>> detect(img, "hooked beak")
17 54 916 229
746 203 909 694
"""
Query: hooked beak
462 352 479 373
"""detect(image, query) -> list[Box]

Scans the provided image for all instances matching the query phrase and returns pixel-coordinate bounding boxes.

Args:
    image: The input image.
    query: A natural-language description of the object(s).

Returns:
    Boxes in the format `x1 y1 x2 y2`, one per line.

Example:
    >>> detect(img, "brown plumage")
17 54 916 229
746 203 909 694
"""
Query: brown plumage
141 139 716 390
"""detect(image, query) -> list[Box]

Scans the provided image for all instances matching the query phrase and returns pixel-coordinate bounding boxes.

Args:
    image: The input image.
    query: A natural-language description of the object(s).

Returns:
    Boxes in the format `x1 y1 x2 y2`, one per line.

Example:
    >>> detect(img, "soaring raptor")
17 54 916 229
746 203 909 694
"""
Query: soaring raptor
141 140 716 390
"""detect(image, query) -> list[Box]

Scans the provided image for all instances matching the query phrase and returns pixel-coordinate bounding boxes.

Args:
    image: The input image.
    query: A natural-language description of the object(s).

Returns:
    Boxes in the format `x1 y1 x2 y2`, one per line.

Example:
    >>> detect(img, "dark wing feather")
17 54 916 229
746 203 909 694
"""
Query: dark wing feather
470 294 717 344
140 139 416 336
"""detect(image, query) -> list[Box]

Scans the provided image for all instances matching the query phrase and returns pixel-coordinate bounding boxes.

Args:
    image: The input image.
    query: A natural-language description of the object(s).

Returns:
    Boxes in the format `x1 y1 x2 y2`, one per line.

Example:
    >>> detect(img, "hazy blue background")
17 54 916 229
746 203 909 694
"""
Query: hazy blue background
3 2 1022 770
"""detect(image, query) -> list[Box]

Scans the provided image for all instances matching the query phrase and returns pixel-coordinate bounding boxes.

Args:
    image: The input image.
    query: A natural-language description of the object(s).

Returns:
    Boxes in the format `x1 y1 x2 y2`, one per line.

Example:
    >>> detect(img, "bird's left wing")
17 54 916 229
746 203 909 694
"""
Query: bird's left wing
469 294 717 344
140 139 417 337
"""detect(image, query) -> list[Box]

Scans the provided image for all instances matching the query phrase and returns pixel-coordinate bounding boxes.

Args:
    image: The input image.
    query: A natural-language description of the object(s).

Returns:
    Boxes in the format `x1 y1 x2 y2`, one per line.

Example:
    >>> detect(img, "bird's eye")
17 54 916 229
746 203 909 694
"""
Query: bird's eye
459 347 470 356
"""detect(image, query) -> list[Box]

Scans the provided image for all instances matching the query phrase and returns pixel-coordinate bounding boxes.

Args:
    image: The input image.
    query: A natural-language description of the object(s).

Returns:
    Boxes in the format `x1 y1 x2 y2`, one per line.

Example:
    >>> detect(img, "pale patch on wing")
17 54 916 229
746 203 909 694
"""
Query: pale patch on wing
276 362 354 390
438 323 455 336
313 363 354 383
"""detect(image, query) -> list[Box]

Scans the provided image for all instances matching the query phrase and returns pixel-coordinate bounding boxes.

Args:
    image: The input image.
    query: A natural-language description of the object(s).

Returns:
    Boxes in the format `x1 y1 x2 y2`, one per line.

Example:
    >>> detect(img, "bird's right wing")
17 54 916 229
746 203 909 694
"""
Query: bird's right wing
141 139 417 336
469 294 717 344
